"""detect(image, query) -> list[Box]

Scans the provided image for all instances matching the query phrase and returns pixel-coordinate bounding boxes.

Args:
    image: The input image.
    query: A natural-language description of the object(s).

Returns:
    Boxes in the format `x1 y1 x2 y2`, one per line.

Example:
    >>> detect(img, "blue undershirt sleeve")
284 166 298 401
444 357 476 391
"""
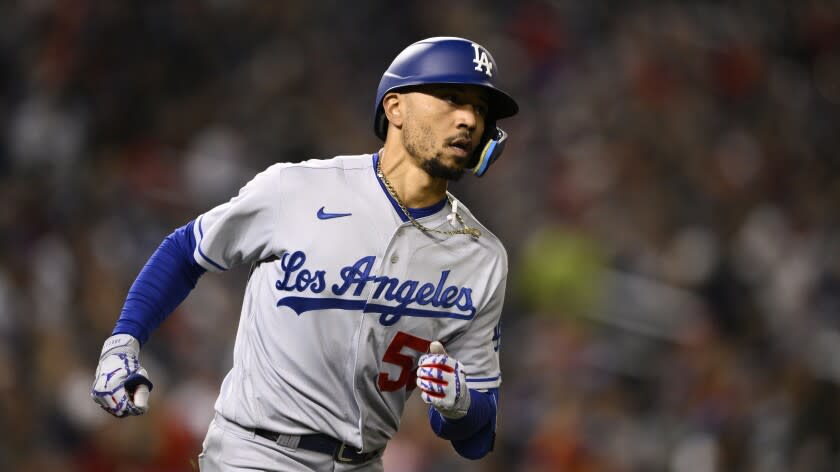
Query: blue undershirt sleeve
112 221 206 345
428 388 498 459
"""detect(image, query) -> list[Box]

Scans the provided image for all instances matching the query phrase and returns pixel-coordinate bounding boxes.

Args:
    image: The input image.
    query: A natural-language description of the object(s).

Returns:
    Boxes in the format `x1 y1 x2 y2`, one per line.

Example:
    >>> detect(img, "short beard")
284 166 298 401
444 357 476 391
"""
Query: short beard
401 109 467 181
420 156 466 181
403 129 467 181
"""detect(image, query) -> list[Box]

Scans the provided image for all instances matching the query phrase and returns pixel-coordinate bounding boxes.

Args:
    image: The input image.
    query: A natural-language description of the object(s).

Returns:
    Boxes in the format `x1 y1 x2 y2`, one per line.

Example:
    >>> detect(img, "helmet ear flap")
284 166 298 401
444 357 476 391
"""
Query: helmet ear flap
375 110 389 140
470 126 508 177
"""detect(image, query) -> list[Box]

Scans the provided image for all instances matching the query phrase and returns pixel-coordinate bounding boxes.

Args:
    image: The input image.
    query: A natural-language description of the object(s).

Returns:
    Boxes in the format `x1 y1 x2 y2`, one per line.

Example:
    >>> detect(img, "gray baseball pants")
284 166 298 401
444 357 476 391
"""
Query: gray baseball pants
199 414 384 472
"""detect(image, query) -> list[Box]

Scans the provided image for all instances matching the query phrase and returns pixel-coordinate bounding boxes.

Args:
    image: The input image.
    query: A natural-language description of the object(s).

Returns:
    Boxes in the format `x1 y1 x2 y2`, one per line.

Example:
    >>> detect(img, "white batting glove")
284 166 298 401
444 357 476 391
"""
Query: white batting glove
91 334 153 417
416 341 471 419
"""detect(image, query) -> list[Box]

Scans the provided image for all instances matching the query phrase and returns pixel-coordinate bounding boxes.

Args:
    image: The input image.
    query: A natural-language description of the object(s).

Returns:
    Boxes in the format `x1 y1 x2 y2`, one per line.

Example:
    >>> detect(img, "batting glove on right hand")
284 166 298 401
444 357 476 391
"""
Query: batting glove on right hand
91 334 153 417
416 341 471 419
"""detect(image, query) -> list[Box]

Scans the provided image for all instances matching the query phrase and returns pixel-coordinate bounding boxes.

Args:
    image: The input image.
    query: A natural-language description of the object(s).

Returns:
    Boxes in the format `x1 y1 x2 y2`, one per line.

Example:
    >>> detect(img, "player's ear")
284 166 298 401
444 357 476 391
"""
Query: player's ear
382 92 405 130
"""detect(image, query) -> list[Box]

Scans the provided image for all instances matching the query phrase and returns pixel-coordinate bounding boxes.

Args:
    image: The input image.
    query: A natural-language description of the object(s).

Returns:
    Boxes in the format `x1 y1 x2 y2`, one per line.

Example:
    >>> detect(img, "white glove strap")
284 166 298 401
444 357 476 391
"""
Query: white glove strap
100 334 140 359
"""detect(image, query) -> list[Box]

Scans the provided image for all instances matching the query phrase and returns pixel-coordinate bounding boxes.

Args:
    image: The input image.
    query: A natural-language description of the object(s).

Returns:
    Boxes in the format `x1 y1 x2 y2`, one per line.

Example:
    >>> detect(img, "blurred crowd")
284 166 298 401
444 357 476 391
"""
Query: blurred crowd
1 0 840 471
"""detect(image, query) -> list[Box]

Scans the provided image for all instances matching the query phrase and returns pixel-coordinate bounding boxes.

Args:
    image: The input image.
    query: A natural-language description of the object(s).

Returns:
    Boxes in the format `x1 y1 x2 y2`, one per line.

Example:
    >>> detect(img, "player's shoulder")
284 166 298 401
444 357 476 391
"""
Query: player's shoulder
271 154 373 174
251 154 372 188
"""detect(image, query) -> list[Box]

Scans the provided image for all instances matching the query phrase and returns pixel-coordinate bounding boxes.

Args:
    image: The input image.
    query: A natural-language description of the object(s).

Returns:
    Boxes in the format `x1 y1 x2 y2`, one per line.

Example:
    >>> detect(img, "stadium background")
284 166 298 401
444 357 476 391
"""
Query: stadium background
1 1 839 470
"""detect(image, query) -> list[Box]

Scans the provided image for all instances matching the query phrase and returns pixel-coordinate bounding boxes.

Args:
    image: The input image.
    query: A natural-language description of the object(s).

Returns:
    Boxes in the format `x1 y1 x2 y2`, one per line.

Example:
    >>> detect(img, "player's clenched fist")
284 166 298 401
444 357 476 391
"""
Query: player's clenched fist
416 341 471 419
91 334 153 417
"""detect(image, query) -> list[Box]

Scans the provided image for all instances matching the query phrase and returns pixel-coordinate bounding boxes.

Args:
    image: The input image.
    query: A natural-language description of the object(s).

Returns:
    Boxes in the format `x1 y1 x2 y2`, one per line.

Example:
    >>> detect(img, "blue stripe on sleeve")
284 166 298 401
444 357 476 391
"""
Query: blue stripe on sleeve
428 388 498 459
112 221 207 345
467 375 500 383
196 216 227 271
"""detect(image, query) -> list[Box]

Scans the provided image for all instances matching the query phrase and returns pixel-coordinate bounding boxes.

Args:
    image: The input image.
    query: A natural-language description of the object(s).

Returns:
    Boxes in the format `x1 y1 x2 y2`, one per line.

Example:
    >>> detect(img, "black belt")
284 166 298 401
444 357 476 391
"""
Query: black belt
254 428 381 465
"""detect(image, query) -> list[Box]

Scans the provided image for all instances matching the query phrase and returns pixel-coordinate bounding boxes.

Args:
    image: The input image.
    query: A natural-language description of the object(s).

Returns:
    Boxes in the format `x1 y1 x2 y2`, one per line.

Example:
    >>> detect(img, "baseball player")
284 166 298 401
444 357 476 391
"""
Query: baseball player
91 36 518 471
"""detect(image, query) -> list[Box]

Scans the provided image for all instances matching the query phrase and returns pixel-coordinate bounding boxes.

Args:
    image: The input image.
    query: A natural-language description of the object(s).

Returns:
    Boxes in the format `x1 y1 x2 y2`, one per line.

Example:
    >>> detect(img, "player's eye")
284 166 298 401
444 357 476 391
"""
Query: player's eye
437 90 487 117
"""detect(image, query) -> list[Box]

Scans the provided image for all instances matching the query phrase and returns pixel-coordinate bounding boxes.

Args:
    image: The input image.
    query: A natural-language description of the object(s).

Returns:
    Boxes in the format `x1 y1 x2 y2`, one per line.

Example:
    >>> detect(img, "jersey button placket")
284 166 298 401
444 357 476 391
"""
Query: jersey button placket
389 224 407 265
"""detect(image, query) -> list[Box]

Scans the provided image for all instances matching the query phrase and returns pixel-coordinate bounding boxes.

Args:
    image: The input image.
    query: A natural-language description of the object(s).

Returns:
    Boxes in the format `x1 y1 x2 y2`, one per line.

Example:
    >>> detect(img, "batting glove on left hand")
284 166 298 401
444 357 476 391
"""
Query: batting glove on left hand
91 334 153 418
416 341 470 419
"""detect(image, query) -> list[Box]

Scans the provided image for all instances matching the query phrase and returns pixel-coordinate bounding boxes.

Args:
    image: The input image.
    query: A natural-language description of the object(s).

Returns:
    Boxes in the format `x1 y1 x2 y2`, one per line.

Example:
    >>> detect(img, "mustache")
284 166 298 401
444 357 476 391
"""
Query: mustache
445 133 474 149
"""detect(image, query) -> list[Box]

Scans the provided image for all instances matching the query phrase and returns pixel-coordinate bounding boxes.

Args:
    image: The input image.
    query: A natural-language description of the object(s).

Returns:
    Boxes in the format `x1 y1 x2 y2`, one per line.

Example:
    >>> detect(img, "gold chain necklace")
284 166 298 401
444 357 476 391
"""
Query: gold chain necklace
376 154 481 238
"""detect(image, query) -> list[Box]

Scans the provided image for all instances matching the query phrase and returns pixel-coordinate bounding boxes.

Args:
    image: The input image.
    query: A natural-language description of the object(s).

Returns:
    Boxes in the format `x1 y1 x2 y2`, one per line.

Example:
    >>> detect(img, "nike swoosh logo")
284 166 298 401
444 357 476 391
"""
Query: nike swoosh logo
317 207 352 220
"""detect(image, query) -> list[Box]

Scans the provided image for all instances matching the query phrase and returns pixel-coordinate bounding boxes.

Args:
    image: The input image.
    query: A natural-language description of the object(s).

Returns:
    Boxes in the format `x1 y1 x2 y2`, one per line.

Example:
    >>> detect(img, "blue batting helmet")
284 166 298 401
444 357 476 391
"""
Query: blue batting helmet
373 37 519 177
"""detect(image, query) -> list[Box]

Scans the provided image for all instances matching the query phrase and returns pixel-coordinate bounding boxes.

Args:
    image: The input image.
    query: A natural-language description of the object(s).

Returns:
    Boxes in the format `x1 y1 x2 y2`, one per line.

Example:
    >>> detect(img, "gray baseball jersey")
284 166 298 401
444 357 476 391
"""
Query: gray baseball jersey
191 153 506 452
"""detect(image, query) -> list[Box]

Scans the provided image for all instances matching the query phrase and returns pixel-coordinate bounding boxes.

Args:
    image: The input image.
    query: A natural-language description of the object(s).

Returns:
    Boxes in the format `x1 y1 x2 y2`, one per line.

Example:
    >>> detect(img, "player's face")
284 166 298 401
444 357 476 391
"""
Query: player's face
400 85 488 180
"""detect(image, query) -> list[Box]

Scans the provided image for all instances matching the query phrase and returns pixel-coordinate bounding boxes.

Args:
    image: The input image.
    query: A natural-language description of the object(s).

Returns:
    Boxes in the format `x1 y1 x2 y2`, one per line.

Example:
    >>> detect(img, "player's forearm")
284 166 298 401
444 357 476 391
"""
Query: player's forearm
112 221 206 345
451 419 495 460
428 388 496 439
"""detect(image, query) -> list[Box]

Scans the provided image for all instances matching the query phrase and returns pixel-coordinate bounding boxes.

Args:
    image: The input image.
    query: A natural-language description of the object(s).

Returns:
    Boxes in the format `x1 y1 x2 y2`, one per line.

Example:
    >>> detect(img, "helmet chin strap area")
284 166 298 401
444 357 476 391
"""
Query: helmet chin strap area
469 127 508 177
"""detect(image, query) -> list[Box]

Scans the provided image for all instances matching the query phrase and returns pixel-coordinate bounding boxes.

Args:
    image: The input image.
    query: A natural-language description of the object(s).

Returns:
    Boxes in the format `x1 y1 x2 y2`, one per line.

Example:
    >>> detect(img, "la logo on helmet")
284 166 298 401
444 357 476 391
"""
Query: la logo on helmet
471 43 493 77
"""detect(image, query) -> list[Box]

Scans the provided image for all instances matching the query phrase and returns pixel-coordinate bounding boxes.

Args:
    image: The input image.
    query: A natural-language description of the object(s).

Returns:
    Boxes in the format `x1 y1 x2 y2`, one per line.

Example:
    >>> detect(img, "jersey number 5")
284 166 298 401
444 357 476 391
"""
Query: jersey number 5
378 331 431 392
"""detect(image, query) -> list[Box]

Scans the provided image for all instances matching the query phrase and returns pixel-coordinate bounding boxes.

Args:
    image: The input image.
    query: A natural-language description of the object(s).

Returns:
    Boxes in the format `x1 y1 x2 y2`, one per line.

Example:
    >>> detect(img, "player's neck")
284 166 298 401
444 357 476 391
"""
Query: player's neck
378 147 448 208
